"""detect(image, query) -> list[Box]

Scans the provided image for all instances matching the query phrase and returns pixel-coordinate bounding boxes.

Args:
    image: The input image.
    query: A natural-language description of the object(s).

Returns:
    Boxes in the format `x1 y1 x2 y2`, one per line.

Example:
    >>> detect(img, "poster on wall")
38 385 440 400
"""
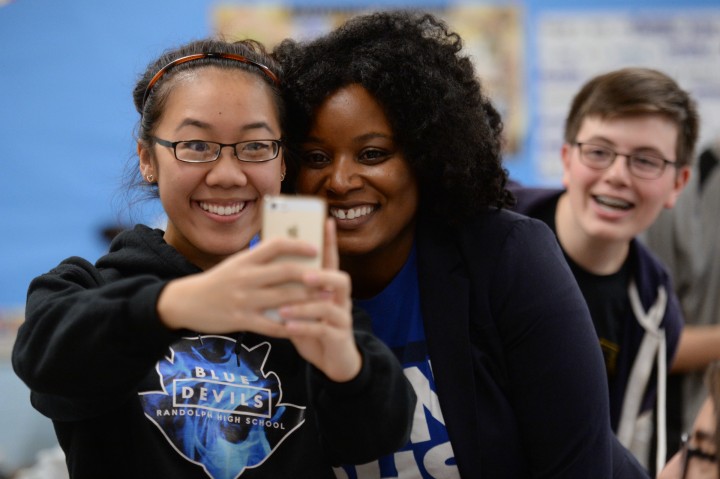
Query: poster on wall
211 4 527 155
535 9 720 184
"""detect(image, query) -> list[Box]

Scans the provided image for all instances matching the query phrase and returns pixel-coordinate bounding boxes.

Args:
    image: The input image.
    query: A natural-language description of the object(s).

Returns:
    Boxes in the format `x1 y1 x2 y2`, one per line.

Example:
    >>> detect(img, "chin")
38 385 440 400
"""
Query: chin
336 238 375 257
203 238 251 257
589 228 635 243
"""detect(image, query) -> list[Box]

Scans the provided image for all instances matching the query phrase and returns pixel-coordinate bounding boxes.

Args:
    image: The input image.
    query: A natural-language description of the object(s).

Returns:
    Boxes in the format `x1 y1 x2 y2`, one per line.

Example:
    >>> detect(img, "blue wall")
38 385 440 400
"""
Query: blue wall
1 0 719 308
1 0 214 307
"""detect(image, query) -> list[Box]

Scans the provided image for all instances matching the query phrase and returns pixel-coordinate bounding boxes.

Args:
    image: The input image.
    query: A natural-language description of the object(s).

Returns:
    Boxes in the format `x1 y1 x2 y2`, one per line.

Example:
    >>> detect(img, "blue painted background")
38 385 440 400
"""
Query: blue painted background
1 0 719 308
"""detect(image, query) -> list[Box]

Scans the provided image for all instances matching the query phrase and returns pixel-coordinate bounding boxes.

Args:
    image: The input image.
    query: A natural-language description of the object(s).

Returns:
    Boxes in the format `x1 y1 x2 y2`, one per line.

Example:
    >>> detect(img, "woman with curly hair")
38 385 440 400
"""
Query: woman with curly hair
275 10 645 478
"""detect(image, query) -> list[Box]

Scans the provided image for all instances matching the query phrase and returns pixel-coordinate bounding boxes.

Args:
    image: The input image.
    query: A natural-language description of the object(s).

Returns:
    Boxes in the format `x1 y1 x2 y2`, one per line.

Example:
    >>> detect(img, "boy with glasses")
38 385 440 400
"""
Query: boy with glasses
511 67 699 474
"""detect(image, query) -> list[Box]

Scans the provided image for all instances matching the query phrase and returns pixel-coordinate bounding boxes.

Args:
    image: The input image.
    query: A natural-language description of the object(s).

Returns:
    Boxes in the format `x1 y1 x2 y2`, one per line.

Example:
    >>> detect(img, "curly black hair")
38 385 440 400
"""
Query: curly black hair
274 10 513 225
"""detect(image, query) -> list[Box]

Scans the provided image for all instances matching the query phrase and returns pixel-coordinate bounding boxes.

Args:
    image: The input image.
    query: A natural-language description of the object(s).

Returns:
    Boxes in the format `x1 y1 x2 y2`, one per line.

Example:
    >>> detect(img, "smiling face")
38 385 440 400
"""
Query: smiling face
559 114 689 246
139 67 284 269
296 84 419 266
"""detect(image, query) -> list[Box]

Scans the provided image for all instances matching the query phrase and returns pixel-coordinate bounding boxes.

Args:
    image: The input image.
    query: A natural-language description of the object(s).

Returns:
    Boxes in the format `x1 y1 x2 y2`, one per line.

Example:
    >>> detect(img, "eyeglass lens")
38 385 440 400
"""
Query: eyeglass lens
175 140 279 162
577 143 670 179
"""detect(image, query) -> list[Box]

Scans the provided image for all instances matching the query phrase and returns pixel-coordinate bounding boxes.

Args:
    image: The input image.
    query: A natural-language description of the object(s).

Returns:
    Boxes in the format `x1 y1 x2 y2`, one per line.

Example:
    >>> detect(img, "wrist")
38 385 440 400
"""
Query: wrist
156 279 188 330
327 347 363 383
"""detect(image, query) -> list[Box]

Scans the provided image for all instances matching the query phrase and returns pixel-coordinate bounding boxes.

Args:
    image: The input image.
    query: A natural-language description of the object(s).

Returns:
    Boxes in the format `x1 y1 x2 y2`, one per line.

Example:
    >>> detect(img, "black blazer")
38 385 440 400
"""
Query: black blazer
414 209 647 478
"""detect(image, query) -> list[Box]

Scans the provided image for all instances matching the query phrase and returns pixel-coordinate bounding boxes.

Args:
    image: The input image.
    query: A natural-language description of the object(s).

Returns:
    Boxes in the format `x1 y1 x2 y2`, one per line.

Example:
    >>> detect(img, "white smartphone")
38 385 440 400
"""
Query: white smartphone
261 195 326 322
262 194 326 268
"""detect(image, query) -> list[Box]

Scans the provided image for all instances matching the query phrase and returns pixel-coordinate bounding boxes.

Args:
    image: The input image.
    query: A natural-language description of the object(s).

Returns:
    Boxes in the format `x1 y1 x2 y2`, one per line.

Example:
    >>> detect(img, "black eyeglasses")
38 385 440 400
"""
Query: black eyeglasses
151 137 282 163
574 142 677 180
680 432 718 479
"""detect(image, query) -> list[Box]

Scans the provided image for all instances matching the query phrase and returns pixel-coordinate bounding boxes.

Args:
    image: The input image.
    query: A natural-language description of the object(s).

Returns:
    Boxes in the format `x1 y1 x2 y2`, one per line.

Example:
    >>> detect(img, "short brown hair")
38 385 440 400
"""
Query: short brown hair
563 68 700 168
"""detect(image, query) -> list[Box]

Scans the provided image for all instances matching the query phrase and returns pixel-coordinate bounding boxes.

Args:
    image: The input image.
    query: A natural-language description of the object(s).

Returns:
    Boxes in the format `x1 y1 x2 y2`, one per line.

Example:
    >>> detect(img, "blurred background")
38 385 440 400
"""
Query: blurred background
1 0 719 475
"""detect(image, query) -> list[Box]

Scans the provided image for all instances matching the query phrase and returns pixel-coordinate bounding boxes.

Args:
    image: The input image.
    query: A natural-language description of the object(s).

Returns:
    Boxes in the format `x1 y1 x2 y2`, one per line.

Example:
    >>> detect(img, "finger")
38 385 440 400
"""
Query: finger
284 318 328 338
322 218 339 270
302 269 351 307
220 310 291 338
232 261 317 289
280 301 351 328
241 237 319 265
235 283 316 310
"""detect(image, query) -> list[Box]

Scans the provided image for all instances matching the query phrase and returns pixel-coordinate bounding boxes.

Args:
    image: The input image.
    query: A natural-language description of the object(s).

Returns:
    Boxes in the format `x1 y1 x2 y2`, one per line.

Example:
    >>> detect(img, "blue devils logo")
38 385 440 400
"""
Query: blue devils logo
140 336 305 479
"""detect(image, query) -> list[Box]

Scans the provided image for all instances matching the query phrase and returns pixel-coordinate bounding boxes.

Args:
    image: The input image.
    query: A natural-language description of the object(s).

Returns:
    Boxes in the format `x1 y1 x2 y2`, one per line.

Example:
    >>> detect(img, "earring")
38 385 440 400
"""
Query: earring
146 174 154 183
280 172 286 181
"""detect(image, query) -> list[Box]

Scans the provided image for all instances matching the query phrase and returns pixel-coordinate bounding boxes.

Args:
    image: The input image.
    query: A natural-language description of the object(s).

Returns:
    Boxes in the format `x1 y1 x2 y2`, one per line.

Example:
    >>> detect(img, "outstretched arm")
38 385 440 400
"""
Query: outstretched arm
671 324 720 373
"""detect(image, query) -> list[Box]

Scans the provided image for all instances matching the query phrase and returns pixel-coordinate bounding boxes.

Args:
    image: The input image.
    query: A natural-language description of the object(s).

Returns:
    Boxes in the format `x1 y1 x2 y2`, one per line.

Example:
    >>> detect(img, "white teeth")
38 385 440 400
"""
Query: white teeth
199 201 246 216
595 195 632 210
330 206 374 220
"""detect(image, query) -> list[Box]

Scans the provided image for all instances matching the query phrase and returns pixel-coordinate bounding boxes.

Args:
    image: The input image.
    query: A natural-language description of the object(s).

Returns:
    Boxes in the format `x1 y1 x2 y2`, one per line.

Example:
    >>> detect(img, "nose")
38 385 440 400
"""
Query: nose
603 153 633 185
205 147 248 187
326 156 363 195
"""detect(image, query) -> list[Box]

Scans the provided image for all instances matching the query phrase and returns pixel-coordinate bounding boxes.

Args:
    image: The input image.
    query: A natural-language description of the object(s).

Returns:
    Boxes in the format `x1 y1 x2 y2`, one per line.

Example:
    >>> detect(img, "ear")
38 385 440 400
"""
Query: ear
138 141 156 181
560 142 573 189
663 165 691 209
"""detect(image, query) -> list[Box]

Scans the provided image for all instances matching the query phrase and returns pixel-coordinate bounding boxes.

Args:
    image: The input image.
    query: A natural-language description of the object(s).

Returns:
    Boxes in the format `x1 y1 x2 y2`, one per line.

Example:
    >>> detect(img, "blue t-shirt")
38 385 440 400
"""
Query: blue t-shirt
335 246 459 479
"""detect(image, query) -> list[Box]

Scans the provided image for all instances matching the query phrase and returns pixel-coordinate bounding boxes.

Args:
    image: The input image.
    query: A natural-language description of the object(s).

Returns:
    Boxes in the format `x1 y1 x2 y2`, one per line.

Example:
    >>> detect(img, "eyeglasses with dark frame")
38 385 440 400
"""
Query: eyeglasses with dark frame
574 142 677 180
680 432 718 479
151 137 282 163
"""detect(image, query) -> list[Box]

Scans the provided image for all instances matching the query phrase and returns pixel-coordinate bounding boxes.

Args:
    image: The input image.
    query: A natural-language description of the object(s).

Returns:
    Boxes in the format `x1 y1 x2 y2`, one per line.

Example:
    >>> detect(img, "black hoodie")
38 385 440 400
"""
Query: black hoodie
13 225 414 479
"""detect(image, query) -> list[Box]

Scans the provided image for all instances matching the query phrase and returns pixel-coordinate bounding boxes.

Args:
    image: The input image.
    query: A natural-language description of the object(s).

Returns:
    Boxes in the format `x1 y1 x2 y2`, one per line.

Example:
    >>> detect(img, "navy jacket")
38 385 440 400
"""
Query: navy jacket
412 209 650 477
